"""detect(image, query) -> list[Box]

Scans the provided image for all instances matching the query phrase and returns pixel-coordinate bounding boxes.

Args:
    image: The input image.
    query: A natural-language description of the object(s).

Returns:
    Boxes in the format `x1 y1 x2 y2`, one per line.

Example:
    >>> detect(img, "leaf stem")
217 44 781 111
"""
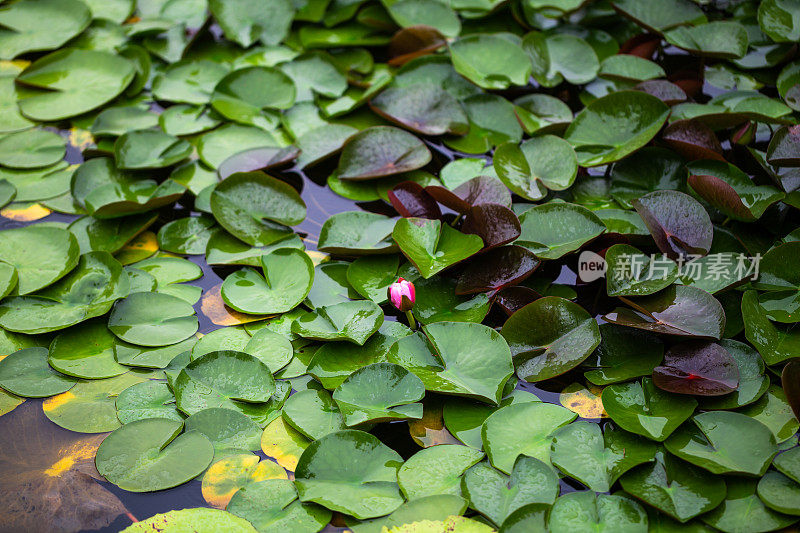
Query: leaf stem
405 310 417 330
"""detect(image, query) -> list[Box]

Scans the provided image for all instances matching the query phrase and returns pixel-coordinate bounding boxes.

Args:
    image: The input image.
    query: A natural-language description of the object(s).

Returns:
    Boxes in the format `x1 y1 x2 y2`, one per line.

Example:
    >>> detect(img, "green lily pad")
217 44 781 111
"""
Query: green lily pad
115 380 182 424
449 34 532 90
346 255 399 303
108 292 198 347
494 136 578 201
184 407 263 452
413 275 491 325
583 324 664 386
517 203 605 260
524 32 599 87
370 85 468 136
0 225 79 295
307 321 413 389
208 0 294 47
387 321 514 405
337 126 431 180
211 66 296 128
463 457 558 527
319 212 398 255
221 249 314 315
610 0 706 33
551 421 656 492
548 492 648 532
113 337 196 369
96 418 214 492
121 509 256 533
48 319 127 379
174 351 276 418
665 21 749 59
157 216 218 255
0 347 75 398
0 0 91 59
739 385 799 443
281 388 346 440
393 218 483 278
292 300 383 345
702 478 798 533
664 411 778 476
16 48 135 121
603 378 697 441
0 251 129 334
609 147 685 209
114 129 192 170
210 172 305 246
294 429 405 520
605 244 678 297
227 479 331 532
333 362 424 426
397 444 484 500
501 296 601 382
565 91 670 166
757 470 800 516
742 290 800 365
481 402 577 472
0 129 65 169
43 372 147 432
620 450 726 523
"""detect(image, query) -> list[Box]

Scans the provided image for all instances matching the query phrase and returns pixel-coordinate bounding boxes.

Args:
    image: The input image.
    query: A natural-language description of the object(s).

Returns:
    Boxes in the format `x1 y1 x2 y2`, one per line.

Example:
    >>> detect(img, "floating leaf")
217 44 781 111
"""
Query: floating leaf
293 300 383 345
665 21 748 59
603 378 697 441
184 407 264 452
294 429 404 520
565 91 670 166
282 388 346 440
665 411 777 476
210 172 305 246
702 478 797 533
456 245 539 295
0 0 91 59
620 450 726 523
397 444 484 500
462 457 558 527
319 211 398 255
122 509 256 533
201 454 287 509
0 225 79 295
16 49 135 121
548 492 648 532
481 402 577 472
551 421 656 492
449 34 532 90
337 126 431 181
652 341 739 396
517 203 605 260
333 362 424 426
208 0 294 48
371 85 468 136
494 136 578 200
742 290 800 365
221 249 313 315
108 292 198 346
0 347 75 398
502 296 601 382
605 244 678 297
393 218 483 278
96 418 213 492
387 321 514 405
115 380 182 424
226 479 331 532
604 285 726 340
632 190 713 259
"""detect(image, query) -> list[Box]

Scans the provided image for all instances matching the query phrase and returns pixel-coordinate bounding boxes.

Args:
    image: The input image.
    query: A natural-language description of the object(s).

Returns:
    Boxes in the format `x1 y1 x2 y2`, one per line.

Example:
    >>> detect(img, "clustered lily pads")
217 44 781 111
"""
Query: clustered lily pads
0 0 799 532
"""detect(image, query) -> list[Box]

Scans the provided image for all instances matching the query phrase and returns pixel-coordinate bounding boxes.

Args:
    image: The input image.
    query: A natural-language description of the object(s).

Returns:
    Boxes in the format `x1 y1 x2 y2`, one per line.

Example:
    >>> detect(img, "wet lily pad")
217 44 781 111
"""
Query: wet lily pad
294 429 405 519
565 91 670 166
108 292 198 347
0 347 75 398
551 421 656 492
449 34 532 90
397 444 484 500
393 218 483 278
226 479 331 532
292 300 384 345
370 85 468 136
502 296 601 382
0 225 79 295
548 492 648 532
652 341 739 397
282 388 346 440
517 203 605 260
96 418 214 492
337 126 431 180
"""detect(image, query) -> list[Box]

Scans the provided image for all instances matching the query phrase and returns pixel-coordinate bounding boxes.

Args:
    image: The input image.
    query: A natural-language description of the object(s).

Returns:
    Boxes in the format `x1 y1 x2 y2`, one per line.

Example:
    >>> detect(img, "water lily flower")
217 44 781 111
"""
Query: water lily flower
388 277 417 329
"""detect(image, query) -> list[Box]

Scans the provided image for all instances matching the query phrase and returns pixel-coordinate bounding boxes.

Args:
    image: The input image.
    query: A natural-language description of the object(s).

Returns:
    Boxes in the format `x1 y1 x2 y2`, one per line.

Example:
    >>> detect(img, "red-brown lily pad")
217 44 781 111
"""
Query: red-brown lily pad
662 119 724 161
456 245 539 295
388 25 447 67
388 181 442 219
632 190 713 259
425 175 511 214
653 341 739 396
461 204 520 250
338 126 431 180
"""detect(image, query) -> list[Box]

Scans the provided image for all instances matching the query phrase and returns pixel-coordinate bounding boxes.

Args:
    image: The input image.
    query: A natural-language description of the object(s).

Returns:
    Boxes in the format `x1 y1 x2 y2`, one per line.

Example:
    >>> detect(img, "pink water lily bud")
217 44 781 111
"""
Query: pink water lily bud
388 278 415 312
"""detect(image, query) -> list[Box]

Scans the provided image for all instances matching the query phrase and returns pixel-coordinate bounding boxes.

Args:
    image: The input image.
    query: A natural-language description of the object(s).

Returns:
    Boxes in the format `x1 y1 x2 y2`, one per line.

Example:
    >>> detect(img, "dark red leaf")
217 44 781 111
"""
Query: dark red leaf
782 361 800 422
634 80 687 106
425 175 511 214
455 245 540 295
652 341 739 396
461 203 520 249
662 120 724 162
767 125 800 167
217 146 299 179
494 286 541 316
388 181 442 219
632 190 713 259
388 25 447 67
687 174 753 221
618 34 661 59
